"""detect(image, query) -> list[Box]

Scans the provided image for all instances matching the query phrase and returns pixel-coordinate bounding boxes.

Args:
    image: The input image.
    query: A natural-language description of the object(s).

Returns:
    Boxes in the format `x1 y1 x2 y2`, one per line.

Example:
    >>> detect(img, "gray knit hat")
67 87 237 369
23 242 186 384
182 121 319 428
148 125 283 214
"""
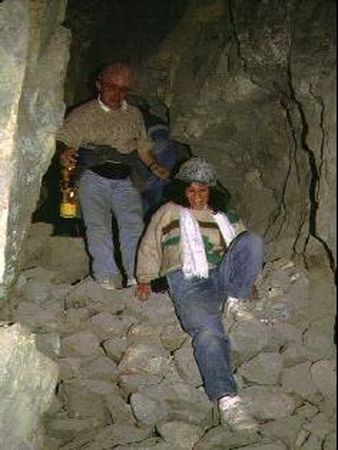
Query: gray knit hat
175 157 217 186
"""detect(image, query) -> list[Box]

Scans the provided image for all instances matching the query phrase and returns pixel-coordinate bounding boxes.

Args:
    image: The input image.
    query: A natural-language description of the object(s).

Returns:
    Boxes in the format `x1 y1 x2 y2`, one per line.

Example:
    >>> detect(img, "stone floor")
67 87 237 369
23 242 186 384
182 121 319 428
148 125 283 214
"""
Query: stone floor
8 223 337 449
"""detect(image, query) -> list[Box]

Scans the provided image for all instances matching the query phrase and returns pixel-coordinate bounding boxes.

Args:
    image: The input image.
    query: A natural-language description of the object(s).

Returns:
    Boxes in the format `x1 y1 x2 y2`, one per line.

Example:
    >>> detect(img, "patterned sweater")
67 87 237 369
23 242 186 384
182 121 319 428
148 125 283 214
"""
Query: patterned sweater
57 99 153 156
136 202 246 283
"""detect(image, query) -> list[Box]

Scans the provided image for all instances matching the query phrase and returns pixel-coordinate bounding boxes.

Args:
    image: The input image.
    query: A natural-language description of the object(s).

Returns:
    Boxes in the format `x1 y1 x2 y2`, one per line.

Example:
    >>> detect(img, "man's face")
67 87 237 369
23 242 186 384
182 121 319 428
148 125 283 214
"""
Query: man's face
96 73 131 110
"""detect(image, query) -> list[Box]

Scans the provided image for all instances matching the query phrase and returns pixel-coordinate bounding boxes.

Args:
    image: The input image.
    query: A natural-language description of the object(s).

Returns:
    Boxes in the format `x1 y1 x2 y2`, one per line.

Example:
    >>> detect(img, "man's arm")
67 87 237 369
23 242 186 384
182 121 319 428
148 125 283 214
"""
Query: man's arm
137 150 170 180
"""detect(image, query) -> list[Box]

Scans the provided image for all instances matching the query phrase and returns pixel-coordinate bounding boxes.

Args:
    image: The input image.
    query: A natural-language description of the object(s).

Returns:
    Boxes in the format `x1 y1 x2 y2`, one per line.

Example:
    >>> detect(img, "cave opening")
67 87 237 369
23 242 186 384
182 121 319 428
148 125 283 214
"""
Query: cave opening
0 1 336 447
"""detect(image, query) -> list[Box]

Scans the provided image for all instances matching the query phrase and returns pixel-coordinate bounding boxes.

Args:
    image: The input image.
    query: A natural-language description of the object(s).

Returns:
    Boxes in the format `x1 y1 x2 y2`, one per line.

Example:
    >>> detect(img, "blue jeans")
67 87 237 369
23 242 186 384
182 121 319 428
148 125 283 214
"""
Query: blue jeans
78 169 143 280
166 231 265 401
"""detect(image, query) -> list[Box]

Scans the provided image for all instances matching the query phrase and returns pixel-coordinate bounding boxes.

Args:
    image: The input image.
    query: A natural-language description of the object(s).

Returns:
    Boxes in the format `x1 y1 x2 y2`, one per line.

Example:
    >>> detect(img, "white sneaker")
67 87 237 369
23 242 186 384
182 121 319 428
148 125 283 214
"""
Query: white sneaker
126 277 137 287
219 395 258 432
226 297 255 321
97 275 123 290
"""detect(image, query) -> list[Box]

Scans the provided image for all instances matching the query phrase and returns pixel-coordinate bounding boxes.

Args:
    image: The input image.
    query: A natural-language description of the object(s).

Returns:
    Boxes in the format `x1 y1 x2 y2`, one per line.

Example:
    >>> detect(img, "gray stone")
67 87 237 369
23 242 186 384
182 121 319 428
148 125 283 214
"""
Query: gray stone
282 362 321 403
78 355 118 382
238 352 283 385
40 236 89 283
44 416 103 441
173 339 202 386
159 323 187 352
230 318 272 366
302 413 336 441
193 426 262 450
0 323 58 450
61 331 102 357
281 343 313 367
60 381 109 422
130 382 212 426
59 356 84 379
156 421 203 448
102 335 128 363
88 312 134 339
243 386 297 420
54 423 153 450
118 341 173 392
310 360 336 404
260 415 304 449
249 443 287 450
13 301 59 332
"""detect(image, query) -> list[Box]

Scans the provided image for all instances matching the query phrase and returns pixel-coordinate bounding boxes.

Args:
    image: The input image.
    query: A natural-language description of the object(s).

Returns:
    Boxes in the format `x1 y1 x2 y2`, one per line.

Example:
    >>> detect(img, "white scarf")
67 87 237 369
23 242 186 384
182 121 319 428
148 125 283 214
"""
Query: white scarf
179 207 236 279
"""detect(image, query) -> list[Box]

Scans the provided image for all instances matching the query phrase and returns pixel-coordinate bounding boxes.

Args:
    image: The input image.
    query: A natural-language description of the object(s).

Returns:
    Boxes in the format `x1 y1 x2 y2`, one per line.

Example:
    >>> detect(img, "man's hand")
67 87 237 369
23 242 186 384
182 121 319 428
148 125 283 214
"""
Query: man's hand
60 147 78 169
150 163 170 180
135 282 152 302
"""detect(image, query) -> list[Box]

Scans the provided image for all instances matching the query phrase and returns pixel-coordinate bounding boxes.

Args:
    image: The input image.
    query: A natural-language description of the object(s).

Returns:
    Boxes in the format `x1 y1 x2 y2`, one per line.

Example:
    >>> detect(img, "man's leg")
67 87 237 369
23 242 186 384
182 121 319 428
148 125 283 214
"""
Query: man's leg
79 170 119 280
112 177 144 280
167 270 237 401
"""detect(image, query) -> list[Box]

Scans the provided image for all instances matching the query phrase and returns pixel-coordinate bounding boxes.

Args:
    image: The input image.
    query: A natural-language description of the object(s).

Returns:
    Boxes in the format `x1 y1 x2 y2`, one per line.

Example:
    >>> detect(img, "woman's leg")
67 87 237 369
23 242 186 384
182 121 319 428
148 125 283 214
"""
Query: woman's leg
167 270 237 401
219 231 265 300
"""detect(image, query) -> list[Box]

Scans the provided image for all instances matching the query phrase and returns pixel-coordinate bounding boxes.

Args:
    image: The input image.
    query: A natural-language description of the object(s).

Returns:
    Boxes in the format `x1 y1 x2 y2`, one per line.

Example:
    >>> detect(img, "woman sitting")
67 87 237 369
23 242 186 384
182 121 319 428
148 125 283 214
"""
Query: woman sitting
135 157 265 431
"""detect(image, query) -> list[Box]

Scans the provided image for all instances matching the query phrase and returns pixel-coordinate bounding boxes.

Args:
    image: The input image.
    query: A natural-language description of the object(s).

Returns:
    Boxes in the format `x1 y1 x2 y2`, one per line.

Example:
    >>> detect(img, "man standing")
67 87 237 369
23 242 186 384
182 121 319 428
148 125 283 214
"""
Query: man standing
57 62 169 290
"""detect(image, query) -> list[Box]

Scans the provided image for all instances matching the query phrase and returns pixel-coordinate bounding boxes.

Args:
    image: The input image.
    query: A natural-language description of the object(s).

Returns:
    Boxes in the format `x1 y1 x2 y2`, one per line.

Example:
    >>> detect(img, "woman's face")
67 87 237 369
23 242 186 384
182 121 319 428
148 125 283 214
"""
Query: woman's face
185 182 210 210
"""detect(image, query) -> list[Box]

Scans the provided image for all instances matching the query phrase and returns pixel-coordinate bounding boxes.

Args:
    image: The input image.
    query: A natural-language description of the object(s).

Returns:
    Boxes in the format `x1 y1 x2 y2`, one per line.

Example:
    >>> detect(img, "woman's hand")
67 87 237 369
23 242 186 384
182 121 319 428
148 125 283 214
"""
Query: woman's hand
135 282 152 302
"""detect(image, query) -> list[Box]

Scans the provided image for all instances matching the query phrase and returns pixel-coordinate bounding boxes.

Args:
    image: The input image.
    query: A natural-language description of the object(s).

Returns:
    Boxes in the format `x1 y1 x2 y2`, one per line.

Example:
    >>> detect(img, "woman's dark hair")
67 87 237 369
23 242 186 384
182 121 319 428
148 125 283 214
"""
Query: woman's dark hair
164 179 231 213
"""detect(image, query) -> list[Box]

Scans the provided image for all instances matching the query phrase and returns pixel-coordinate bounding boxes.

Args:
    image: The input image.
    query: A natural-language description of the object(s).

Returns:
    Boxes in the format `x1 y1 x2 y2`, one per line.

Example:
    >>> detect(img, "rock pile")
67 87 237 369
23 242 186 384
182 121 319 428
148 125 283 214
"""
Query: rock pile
8 229 336 449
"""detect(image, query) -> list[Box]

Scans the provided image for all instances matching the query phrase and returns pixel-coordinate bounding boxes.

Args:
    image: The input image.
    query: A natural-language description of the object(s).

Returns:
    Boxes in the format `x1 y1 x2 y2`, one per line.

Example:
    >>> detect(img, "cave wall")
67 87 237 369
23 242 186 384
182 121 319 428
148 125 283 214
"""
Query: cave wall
136 0 336 271
0 0 70 301
63 0 188 106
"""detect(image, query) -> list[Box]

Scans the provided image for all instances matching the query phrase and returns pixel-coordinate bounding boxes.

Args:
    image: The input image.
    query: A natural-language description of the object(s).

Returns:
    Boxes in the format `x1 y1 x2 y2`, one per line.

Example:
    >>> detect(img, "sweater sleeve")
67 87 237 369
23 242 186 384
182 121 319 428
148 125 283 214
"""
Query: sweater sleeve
136 204 171 283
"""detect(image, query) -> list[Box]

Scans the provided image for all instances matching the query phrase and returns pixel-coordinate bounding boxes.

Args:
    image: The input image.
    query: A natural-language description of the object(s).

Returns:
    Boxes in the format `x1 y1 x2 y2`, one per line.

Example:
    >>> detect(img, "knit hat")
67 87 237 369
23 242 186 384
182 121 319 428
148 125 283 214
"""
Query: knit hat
175 157 217 186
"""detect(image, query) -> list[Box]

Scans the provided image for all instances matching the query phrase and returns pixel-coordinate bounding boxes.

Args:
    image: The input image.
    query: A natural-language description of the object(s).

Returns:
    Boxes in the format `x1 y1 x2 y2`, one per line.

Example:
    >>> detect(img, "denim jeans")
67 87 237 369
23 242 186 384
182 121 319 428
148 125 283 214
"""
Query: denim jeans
78 169 143 280
166 231 265 401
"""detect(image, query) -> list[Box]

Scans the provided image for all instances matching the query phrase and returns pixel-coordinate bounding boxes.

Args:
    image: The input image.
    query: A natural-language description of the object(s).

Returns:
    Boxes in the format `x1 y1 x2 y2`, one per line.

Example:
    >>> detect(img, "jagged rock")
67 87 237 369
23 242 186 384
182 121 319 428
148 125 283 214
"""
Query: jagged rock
61 331 103 357
88 312 134 339
62 307 92 334
260 415 305 449
238 352 283 385
229 318 272 366
78 355 118 382
60 381 110 422
20 223 54 271
40 236 89 283
0 323 58 450
118 341 173 388
248 443 287 450
173 338 202 386
281 362 321 403
302 413 336 441
281 343 313 367
13 301 59 332
242 386 298 420
302 319 336 360
128 292 177 325
159 322 187 351
54 423 153 450
295 402 319 420
130 382 212 426
193 426 262 450
43 416 103 441
59 356 84 379
101 335 128 363
156 421 203 448
310 359 336 404
324 433 336 450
